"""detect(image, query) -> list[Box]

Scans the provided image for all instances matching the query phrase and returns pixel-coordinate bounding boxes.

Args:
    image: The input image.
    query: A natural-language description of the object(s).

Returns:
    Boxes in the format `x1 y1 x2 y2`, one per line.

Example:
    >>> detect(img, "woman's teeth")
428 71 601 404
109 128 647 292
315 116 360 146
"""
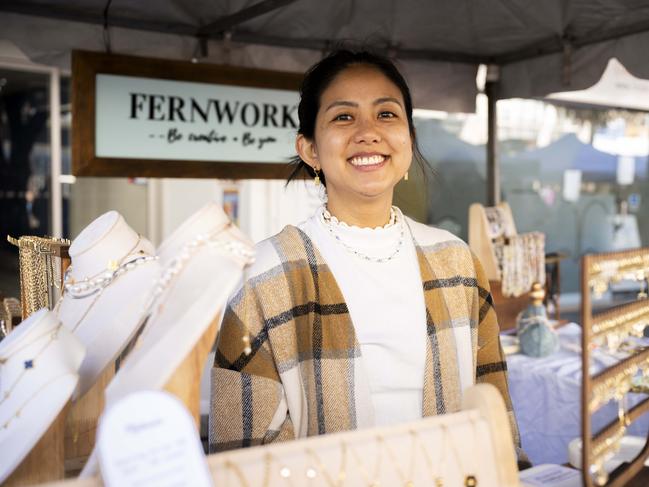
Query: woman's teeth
349 155 386 166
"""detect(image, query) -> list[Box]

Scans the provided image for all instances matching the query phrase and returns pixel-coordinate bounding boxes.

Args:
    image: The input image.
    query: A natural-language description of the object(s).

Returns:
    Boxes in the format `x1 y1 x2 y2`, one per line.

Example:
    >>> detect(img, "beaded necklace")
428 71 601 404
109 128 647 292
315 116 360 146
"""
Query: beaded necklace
320 206 405 264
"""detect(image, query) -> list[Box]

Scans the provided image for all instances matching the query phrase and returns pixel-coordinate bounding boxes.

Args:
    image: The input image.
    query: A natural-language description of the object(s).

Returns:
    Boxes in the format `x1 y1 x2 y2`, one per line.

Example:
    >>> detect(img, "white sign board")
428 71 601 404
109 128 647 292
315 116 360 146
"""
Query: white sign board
95 74 299 163
97 390 212 487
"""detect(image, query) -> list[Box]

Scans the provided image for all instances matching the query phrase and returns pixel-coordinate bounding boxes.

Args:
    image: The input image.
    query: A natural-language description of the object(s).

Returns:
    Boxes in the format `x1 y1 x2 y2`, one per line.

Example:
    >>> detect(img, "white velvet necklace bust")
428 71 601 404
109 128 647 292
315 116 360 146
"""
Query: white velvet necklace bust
0 309 85 483
56 211 160 396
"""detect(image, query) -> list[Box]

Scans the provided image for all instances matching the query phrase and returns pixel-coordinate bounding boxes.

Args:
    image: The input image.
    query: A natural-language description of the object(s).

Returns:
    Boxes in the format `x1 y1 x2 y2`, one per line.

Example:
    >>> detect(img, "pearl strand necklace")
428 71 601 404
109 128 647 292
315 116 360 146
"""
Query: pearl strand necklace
142 225 255 320
320 206 405 264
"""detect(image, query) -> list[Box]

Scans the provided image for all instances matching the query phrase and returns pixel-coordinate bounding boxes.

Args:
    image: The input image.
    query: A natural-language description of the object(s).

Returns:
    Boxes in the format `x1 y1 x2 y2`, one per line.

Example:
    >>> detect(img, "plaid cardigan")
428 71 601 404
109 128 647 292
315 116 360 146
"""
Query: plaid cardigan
210 218 528 465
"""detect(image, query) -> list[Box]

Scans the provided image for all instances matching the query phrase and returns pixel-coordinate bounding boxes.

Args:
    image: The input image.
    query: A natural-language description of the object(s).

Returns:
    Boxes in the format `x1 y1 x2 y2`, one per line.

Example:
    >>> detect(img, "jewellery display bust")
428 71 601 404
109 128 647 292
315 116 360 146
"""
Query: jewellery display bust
56 211 160 396
79 203 254 477
104 202 253 399
0 308 85 484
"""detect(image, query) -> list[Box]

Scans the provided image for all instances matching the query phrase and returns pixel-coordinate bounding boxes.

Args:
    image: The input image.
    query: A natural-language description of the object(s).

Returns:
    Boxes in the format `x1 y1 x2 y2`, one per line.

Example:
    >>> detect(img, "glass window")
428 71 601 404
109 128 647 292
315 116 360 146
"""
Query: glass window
0 68 51 300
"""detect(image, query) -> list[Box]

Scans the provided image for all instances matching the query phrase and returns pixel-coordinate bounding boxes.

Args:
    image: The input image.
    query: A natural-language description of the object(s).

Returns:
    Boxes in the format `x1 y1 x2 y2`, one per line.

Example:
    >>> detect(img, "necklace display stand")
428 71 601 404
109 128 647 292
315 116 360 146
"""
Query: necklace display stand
162 315 220 428
469 202 545 331
0 309 85 485
64 365 114 472
56 211 160 469
4 403 70 486
79 203 254 477
41 384 520 487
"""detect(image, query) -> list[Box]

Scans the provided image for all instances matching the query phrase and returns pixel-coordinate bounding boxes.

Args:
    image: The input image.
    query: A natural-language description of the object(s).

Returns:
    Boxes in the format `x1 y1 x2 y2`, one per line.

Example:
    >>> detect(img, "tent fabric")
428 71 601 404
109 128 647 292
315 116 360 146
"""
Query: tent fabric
2 1 649 112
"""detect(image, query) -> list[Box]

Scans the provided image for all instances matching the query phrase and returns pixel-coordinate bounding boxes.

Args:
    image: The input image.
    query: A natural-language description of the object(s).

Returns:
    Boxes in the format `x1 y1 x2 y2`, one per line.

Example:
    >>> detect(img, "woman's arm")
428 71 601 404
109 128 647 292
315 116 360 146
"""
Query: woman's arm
208 283 294 452
472 251 532 469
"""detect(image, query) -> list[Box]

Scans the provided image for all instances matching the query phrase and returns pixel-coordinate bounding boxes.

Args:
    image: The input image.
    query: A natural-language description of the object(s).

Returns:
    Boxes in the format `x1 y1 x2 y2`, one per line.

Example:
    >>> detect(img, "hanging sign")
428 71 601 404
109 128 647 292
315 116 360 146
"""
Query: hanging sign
72 50 302 178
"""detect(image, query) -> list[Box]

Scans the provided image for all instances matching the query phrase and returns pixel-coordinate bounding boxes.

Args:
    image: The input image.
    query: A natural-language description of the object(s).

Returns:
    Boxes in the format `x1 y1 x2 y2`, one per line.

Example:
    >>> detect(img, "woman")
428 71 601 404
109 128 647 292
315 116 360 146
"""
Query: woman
210 50 527 466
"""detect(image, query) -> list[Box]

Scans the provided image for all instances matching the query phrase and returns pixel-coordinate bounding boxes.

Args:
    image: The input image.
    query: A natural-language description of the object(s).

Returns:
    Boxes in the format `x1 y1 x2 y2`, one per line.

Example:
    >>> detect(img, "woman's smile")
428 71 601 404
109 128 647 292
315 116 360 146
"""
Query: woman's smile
299 64 412 213
347 152 389 170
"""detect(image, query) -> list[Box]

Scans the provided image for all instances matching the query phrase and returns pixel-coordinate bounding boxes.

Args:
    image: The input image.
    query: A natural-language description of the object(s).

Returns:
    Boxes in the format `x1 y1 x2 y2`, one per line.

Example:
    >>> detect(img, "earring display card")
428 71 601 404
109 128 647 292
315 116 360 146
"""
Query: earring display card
97 391 212 487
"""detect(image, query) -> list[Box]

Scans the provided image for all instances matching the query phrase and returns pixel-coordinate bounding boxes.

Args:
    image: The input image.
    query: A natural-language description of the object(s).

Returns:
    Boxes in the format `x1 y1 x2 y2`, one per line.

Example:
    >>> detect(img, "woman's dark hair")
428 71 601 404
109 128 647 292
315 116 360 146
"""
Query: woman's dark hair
287 49 429 187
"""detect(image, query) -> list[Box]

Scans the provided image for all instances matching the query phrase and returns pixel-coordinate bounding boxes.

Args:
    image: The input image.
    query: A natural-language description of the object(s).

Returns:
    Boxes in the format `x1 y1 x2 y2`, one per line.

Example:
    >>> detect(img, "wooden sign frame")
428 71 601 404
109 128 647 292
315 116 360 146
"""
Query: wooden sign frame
71 50 303 179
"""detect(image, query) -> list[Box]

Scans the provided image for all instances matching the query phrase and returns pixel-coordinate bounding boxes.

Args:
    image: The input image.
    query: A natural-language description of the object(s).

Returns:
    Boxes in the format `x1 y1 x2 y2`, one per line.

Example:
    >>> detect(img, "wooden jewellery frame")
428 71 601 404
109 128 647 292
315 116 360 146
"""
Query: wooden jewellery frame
581 248 649 487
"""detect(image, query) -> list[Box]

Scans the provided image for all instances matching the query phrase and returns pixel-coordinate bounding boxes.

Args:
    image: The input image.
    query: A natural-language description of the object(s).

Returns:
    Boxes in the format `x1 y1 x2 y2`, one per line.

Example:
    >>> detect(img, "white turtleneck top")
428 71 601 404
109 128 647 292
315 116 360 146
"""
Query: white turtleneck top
298 207 427 427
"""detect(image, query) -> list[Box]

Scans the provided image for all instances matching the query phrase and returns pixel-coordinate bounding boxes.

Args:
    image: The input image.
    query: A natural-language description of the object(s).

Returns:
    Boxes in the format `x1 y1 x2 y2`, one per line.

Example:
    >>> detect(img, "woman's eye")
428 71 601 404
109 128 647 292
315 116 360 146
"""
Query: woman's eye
378 111 396 119
333 113 352 121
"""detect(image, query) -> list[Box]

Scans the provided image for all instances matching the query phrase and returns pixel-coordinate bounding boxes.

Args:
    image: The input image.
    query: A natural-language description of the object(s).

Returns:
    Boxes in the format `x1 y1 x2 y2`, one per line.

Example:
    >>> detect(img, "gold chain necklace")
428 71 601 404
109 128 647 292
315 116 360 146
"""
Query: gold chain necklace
262 452 296 487
444 420 479 487
348 439 382 487
381 433 416 487
306 443 347 487
414 428 445 487
0 322 63 407
224 458 251 487
1 372 74 430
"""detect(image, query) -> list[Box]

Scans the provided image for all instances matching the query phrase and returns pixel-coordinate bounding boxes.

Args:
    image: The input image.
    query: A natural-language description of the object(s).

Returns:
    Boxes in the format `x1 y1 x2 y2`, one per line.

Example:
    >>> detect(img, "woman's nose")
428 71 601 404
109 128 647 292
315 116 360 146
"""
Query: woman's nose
353 117 382 144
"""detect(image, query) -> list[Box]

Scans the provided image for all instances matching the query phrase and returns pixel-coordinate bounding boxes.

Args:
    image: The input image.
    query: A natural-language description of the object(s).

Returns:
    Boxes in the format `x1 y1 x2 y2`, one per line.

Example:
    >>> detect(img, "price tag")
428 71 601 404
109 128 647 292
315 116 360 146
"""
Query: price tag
97 390 212 487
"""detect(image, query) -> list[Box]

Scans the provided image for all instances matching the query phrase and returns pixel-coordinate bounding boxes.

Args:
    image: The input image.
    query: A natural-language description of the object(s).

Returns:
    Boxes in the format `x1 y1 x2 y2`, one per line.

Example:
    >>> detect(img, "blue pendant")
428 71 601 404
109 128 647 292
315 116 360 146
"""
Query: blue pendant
24 359 34 369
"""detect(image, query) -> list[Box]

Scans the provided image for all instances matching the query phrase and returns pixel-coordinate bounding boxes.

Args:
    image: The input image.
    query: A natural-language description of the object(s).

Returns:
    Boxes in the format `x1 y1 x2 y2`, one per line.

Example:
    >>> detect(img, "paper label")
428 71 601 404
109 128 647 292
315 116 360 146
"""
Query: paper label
97 390 212 487
520 464 582 487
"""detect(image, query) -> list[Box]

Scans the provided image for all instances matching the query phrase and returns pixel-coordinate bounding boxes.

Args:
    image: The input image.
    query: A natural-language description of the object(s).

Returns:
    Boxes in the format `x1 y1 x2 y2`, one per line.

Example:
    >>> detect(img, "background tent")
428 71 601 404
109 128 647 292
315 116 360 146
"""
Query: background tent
3 0 649 112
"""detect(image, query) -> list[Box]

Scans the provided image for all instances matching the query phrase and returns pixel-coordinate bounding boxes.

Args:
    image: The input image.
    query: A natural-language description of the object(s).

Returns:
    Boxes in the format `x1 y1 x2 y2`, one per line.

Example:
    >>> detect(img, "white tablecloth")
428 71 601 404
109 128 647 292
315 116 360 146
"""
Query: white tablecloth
506 323 649 465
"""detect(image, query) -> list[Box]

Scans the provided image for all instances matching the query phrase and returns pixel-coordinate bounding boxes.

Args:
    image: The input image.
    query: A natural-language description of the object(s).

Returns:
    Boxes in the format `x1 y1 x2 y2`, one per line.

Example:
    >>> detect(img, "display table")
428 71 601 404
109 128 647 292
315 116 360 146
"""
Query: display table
506 323 649 466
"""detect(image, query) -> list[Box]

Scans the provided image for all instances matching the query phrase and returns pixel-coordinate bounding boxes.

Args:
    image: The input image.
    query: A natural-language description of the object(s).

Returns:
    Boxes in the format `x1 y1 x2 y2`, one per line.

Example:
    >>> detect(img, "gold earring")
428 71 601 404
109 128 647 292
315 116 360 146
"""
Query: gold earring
314 167 321 186
404 171 409 181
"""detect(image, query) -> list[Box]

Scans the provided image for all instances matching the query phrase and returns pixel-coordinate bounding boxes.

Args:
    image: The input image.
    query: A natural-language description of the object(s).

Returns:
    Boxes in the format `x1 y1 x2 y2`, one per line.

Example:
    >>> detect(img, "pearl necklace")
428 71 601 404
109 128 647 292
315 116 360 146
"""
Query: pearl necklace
320 206 405 264
62 255 159 299
143 225 255 318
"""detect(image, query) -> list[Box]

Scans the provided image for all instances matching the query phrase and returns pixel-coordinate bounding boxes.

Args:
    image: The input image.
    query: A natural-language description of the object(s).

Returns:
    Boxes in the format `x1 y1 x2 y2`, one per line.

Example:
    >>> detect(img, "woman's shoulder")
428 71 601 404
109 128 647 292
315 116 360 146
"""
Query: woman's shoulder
405 217 481 275
405 216 468 250
245 225 305 279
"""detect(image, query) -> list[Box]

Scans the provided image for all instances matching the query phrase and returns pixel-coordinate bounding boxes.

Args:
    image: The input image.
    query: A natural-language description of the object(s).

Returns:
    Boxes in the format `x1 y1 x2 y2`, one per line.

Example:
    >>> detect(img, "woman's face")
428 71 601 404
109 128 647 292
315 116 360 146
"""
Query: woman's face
299 64 412 207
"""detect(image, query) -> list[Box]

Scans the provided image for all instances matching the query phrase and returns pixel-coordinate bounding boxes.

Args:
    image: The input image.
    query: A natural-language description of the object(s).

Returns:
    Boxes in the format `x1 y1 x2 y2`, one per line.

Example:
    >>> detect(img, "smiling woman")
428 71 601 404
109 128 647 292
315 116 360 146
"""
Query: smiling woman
209 49 530 469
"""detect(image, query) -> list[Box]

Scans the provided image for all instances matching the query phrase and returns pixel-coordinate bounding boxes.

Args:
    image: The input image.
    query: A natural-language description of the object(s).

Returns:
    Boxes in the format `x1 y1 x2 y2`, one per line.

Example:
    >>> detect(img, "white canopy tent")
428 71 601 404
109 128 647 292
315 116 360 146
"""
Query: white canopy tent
2 0 649 204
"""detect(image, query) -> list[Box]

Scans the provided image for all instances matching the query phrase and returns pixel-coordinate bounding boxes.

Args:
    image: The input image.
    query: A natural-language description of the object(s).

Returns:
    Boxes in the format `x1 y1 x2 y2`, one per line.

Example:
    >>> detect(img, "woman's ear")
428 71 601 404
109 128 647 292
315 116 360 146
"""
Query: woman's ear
296 134 319 169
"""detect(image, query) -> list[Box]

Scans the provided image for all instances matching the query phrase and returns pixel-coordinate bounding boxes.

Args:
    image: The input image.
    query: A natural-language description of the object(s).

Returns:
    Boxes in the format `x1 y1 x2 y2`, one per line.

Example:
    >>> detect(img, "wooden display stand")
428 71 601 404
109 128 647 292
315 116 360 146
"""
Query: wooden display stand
163 313 222 429
4 403 70 486
581 248 649 487
61 311 221 474
65 366 115 472
469 202 533 331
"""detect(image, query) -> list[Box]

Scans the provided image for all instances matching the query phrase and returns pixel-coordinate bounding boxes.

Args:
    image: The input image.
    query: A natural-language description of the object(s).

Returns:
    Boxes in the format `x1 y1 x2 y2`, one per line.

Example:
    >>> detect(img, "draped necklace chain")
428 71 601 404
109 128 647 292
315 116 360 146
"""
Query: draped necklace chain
320 206 405 264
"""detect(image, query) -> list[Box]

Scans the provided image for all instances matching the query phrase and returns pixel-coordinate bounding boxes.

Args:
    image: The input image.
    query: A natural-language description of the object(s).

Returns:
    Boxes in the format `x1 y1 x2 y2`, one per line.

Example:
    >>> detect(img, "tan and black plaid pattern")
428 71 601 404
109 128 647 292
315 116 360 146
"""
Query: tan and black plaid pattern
210 223 528 465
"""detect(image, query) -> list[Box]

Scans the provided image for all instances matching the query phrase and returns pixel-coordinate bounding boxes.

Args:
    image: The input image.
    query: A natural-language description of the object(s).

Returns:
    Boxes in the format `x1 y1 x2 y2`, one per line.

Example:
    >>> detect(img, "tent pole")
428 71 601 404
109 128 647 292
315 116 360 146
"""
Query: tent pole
485 69 500 206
